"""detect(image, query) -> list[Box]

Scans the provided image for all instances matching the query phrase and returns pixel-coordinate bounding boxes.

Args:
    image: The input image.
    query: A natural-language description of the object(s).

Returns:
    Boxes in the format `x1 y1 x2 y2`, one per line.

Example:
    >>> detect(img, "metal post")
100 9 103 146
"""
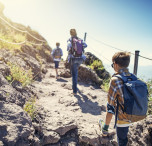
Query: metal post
84 32 87 42
133 50 140 75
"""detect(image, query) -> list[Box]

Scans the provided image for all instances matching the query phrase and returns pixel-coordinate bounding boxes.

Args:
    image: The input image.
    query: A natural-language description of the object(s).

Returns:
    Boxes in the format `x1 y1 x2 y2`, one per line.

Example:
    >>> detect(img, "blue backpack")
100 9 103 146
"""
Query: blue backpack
114 73 148 127
53 48 62 59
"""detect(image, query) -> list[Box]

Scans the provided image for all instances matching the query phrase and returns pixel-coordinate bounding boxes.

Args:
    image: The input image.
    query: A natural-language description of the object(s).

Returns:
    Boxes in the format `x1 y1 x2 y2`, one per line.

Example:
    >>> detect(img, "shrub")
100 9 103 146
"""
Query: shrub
44 50 51 55
101 78 110 92
146 78 152 115
36 54 43 68
24 97 37 121
0 32 26 50
148 97 152 115
6 62 33 87
147 78 152 98
88 60 103 70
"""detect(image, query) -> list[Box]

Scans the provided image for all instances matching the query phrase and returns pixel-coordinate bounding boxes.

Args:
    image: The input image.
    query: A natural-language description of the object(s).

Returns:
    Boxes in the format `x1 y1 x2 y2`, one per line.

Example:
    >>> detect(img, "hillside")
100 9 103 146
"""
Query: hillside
0 3 152 146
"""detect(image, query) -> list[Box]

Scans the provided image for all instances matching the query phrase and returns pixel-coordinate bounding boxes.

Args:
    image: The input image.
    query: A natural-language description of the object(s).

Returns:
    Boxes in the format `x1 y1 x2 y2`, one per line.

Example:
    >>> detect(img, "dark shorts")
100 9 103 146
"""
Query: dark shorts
54 61 59 69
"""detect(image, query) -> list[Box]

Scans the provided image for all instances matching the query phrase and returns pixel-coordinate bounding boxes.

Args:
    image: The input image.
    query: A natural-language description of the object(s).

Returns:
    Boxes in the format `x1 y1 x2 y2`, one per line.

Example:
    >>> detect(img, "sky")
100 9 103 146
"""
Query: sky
0 0 152 79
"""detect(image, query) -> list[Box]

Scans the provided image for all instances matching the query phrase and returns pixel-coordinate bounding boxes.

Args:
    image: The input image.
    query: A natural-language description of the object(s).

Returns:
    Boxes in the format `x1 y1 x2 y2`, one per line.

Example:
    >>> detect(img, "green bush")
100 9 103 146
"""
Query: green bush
24 97 37 121
6 62 33 87
88 60 103 70
148 97 152 115
101 78 110 92
147 78 152 98
0 32 26 50
146 78 152 115
88 60 110 91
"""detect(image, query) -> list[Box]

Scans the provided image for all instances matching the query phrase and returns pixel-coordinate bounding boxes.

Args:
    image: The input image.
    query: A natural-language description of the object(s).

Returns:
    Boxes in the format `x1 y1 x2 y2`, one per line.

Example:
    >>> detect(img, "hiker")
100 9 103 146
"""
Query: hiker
67 29 87 95
99 51 148 146
51 42 63 79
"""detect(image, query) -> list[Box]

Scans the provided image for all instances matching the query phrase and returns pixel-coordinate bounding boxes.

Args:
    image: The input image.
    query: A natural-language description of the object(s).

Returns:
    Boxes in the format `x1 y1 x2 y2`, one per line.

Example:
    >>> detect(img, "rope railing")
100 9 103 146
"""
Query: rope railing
0 37 44 46
0 15 46 43
1 14 151 61
88 34 152 61
0 37 26 45
88 45 114 73
88 45 111 63
26 41 43 46
0 16 27 33
27 31 46 42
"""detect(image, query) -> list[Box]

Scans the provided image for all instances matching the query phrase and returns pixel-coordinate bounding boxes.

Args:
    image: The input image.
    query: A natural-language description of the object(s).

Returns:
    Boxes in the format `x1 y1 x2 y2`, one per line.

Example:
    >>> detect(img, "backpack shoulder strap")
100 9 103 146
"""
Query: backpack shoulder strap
130 73 138 81
114 95 119 128
114 74 127 83
114 73 137 83
59 48 62 55
53 48 56 55
71 37 74 52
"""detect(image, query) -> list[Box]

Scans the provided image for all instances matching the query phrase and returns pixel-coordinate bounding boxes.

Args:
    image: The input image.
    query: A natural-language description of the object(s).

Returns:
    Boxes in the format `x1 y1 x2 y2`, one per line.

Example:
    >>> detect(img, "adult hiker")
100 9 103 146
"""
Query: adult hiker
51 42 63 79
99 51 148 146
67 29 87 95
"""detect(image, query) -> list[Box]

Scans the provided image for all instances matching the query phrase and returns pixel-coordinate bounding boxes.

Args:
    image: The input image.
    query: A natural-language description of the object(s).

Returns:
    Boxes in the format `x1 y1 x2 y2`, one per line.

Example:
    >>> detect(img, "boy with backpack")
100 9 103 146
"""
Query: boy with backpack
99 52 148 146
51 42 63 79
67 29 87 95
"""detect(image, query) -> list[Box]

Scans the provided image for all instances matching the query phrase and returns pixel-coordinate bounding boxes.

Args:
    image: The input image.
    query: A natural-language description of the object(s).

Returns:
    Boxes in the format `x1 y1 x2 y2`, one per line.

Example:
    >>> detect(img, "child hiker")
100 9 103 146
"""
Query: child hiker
51 42 63 79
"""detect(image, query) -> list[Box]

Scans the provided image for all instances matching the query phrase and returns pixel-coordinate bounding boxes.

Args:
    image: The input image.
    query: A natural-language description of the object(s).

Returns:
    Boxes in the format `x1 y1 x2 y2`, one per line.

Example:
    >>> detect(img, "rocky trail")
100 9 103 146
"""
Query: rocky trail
30 61 117 146
0 5 152 144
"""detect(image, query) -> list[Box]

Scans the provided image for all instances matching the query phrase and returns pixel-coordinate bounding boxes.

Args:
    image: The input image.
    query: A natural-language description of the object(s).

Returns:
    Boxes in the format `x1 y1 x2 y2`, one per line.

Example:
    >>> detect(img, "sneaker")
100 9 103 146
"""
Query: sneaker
99 119 108 136
99 119 115 137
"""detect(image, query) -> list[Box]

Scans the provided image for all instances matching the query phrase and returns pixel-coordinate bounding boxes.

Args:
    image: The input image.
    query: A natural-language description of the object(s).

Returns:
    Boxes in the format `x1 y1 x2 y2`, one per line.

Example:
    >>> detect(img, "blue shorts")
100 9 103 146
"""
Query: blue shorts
54 61 59 69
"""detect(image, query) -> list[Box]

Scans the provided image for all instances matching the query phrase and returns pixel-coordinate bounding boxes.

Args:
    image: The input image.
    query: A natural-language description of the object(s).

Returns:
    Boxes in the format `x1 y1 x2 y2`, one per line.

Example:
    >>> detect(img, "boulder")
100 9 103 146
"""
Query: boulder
85 52 110 80
128 115 152 146
21 45 38 59
78 64 103 86
0 61 10 77
38 45 53 62
0 102 33 146
42 130 60 145
60 69 71 78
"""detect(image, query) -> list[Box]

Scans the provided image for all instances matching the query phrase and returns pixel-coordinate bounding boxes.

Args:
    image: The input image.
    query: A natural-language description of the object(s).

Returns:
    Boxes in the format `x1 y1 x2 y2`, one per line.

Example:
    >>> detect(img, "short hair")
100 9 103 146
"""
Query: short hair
70 29 77 37
112 52 131 68
56 42 60 46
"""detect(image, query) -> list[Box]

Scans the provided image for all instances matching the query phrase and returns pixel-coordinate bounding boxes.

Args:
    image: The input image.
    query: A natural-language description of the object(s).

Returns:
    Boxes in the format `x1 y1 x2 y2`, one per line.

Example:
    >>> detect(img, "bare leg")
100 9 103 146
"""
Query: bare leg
55 69 58 78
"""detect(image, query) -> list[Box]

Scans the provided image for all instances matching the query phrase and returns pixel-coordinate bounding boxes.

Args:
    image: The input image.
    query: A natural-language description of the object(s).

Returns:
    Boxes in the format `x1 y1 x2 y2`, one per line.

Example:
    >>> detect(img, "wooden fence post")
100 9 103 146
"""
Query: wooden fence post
133 50 140 75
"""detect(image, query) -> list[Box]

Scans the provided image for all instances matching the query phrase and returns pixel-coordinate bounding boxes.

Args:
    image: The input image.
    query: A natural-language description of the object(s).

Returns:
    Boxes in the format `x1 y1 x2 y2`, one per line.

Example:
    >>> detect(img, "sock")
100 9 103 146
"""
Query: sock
103 124 109 131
